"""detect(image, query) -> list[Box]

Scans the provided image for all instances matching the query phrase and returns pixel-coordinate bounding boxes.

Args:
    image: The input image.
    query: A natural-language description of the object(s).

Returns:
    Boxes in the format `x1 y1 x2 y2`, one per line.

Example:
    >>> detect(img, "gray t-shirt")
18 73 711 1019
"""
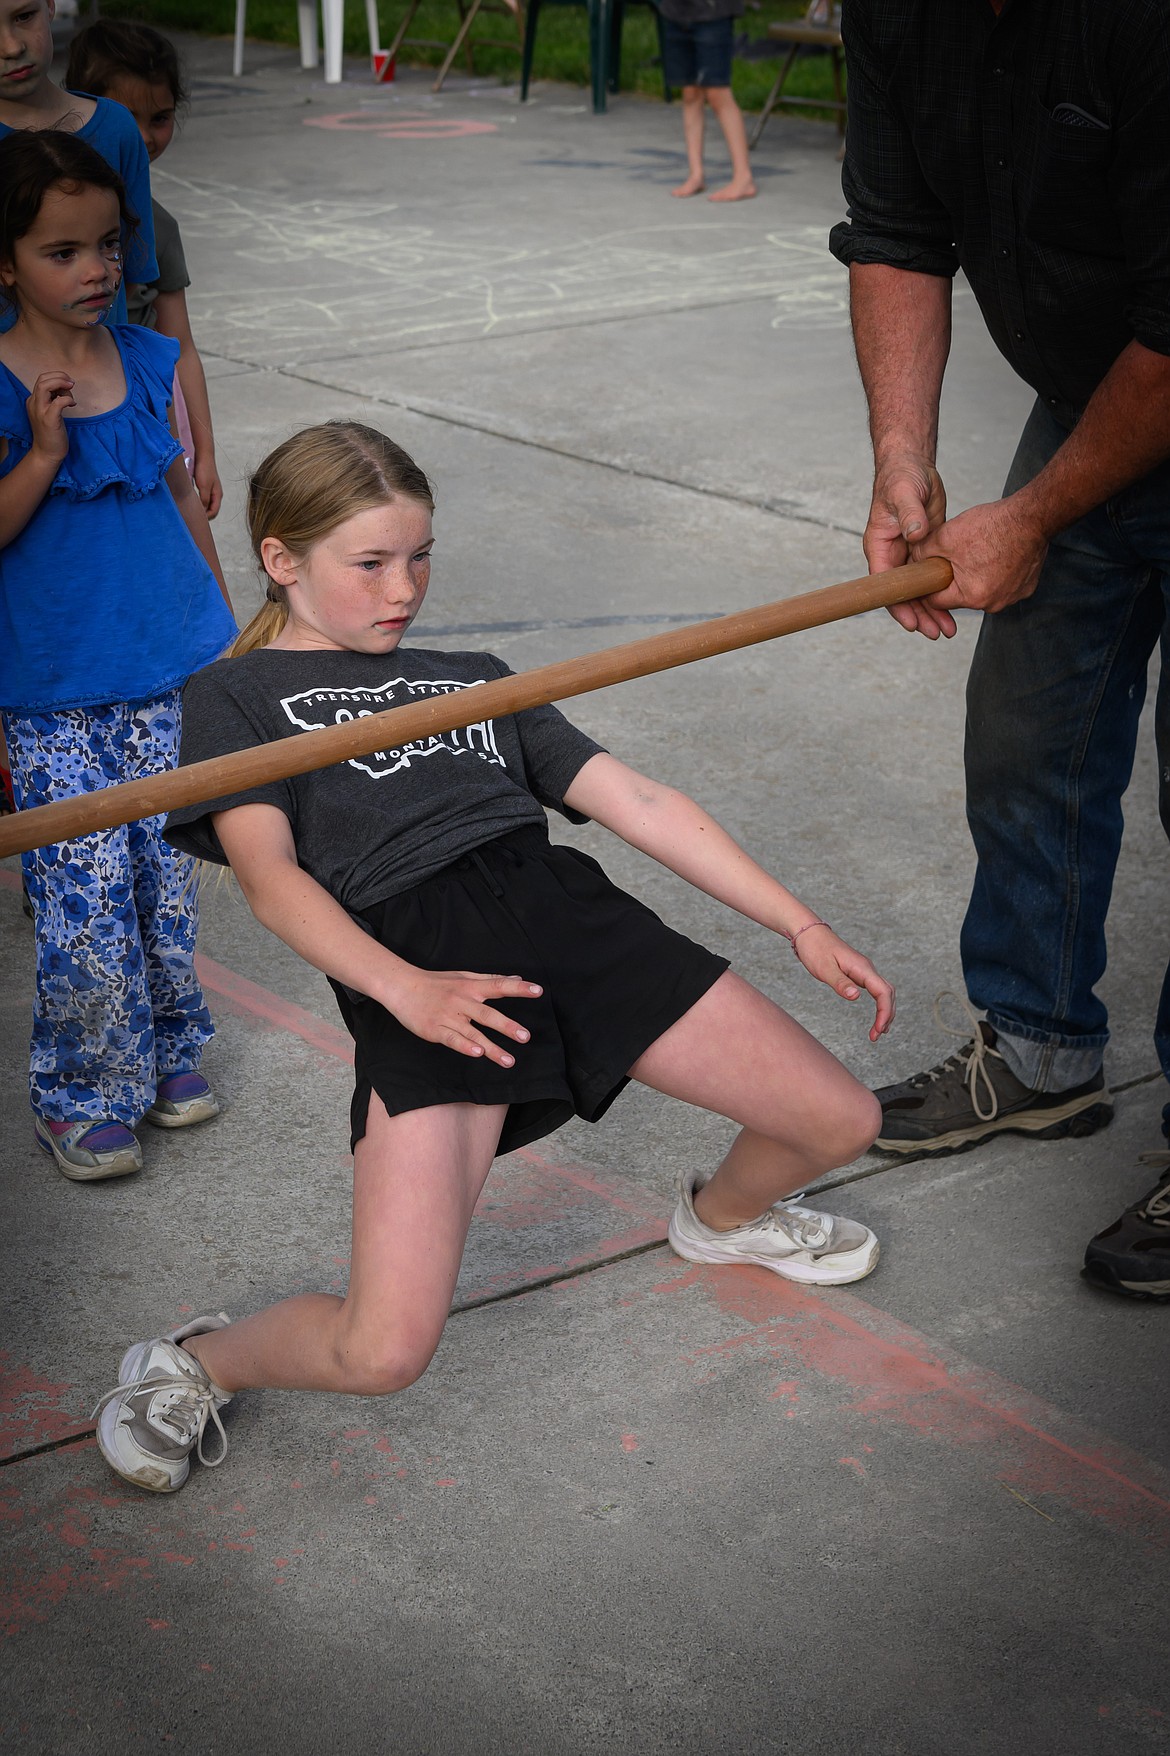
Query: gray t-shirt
126 199 190 330
165 646 606 912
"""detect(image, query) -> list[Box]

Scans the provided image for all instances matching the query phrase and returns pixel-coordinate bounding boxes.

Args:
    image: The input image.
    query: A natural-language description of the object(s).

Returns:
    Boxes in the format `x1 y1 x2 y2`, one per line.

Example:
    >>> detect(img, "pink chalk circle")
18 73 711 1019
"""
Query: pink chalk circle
306 111 498 139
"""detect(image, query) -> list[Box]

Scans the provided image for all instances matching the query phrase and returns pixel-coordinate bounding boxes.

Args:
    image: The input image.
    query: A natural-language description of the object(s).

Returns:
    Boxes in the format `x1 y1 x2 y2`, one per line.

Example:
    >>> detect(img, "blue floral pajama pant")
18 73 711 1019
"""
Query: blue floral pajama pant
2 693 214 1126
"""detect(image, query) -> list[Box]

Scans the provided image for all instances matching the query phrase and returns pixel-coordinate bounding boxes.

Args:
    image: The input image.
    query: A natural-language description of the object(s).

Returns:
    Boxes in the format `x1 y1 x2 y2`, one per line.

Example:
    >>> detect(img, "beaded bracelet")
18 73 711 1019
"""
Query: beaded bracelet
786 920 831 955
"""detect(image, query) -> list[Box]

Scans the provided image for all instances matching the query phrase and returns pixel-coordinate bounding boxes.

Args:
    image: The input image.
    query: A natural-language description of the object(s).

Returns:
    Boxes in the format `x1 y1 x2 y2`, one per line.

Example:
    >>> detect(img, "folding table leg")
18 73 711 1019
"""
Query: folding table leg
520 0 540 98
589 0 609 112
297 0 319 68
385 0 424 65
830 43 845 135
232 0 246 76
433 0 487 90
322 0 343 81
748 41 798 148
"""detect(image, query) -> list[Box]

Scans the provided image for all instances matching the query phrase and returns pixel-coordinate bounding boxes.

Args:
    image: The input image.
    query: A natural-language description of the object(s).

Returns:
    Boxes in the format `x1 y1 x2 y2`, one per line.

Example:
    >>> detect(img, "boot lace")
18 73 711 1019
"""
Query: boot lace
93 1373 229 1468
1135 1151 1170 1225
901 993 1001 1122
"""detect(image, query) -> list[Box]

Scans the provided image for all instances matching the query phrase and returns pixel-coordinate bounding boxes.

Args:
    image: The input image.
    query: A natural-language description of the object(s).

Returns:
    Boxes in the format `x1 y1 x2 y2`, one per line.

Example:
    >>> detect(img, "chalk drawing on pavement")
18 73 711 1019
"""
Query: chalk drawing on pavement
155 170 850 363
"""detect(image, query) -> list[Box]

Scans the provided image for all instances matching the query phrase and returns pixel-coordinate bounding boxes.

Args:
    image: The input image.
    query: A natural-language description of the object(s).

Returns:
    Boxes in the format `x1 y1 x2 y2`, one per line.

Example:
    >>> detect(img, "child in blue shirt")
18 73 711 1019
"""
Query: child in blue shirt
0 130 236 1181
0 0 155 327
65 18 225 521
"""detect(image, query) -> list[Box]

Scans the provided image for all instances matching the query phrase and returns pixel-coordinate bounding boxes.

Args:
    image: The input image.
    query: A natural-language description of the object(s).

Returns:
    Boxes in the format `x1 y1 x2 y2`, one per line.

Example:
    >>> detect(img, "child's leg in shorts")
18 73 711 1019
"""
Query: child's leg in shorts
703 85 756 202
630 969 879 1228
673 84 708 196
682 20 754 203
661 16 707 195
184 1097 507 1396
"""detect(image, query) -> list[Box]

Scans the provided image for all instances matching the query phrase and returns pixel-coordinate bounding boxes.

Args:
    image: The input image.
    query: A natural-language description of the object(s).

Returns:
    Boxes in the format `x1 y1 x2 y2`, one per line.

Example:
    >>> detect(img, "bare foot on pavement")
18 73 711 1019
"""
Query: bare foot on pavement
708 180 757 201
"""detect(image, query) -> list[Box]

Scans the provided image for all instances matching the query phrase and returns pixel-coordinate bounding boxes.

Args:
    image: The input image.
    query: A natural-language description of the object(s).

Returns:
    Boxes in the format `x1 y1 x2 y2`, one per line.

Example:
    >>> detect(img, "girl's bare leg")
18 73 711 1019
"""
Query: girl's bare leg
629 970 879 1230
705 87 757 202
671 86 707 195
185 1096 506 1395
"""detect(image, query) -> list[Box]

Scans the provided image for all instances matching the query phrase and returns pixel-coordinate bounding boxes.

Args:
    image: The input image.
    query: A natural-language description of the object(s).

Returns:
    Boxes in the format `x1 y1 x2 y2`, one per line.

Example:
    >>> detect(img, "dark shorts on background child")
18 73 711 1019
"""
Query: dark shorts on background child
661 14 734 88
330 827 729 1157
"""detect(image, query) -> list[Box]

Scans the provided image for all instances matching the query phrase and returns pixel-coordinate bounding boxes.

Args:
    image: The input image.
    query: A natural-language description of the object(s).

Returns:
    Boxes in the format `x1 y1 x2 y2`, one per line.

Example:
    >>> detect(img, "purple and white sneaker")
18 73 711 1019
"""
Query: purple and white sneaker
34 1116 142 1181
144 1073 220 1130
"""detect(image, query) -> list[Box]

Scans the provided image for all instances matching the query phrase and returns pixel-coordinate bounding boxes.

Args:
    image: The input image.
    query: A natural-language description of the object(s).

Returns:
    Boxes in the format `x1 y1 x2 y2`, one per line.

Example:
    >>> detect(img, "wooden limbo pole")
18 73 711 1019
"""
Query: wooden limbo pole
0 559 952 860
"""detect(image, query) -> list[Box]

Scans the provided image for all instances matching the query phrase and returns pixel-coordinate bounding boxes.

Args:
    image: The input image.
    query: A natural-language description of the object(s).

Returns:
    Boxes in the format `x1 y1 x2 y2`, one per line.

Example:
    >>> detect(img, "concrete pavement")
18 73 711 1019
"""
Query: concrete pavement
1 33 1167 1753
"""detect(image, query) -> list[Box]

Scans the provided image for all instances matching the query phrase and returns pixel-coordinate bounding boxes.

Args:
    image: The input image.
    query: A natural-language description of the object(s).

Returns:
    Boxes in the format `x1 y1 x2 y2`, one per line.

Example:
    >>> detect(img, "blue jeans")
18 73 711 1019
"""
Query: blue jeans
962 399 1170 1137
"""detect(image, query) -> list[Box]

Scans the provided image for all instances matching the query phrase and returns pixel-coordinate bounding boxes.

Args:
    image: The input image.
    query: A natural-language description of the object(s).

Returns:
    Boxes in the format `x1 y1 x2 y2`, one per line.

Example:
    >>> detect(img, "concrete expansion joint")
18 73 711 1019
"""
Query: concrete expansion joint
0 1239 673 1475
203 347 863 539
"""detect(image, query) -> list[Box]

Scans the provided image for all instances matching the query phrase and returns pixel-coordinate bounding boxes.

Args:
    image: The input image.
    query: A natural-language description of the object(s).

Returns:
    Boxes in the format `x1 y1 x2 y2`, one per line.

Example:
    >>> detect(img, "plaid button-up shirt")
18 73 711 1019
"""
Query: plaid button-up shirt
829 0 1170 419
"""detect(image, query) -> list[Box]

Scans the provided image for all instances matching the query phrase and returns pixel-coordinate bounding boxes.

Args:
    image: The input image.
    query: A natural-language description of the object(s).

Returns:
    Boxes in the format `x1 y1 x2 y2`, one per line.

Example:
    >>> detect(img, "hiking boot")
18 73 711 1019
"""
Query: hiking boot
668 1175 879 1286
874 1002 1112 1157
94 1315 233 1493
1083 1154 1170 1300
34 1116 142 1181
144 1073 220 1130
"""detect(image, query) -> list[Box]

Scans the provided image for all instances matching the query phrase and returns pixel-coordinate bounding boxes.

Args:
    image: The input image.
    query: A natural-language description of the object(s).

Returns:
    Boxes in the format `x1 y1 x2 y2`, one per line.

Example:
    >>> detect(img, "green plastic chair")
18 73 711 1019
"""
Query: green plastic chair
521 0 668 114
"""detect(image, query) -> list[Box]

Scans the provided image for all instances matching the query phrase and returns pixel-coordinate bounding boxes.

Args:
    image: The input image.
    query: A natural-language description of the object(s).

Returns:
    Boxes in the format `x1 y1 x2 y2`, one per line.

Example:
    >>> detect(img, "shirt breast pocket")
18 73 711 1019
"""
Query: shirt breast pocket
1023 101 1117 256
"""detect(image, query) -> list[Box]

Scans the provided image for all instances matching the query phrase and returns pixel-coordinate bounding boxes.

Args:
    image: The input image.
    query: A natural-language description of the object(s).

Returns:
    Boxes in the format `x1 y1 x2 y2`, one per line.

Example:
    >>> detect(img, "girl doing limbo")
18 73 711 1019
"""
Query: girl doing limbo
96 421 894 1495
0 132 235 1182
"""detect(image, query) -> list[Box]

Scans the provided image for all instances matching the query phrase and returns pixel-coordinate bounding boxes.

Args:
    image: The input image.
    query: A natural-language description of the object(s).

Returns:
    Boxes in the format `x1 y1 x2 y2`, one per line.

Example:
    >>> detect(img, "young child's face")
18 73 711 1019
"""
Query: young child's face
0 182 122 328
264 499 435 654
103 74 177 162
0 1 54 103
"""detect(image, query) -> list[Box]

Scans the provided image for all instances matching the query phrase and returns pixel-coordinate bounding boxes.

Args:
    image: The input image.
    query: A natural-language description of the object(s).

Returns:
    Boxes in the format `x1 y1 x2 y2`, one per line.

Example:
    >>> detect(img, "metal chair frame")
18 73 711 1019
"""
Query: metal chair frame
749 18 845 149
382 0 523 94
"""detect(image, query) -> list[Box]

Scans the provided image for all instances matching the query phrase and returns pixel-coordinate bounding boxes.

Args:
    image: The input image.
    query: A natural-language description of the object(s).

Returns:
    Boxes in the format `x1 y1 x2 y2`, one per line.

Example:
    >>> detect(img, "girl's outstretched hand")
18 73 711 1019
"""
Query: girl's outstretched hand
26 372 76 462
389 968 543 1067
791 926 896 1043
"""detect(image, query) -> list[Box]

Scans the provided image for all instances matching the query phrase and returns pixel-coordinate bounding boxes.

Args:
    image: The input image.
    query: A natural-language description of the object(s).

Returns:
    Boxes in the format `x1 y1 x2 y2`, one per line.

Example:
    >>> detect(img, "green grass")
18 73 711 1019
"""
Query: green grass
112 0 844 114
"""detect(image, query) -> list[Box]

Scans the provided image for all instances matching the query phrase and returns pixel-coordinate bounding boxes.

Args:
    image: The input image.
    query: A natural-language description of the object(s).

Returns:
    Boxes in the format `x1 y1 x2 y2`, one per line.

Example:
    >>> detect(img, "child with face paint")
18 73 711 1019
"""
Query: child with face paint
66 19 224 519
0 0 156 330
0 129 236 1184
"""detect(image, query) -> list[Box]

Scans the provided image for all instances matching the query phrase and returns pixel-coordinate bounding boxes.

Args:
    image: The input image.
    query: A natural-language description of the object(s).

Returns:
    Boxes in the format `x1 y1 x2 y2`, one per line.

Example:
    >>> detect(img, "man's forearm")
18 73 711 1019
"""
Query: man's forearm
850 263 952 462
1012 340 1170 540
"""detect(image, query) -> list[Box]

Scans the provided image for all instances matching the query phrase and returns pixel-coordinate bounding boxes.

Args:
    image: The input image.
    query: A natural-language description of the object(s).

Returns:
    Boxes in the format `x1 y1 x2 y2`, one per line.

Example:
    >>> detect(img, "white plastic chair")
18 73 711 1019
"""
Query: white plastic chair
233 0 382 84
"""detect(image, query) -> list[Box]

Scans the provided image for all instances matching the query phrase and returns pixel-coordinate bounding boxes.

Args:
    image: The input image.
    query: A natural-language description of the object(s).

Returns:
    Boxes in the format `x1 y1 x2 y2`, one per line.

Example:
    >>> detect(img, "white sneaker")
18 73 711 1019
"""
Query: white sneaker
116 1312 232 1383
668 1177 879 1286
94 1314 233 1494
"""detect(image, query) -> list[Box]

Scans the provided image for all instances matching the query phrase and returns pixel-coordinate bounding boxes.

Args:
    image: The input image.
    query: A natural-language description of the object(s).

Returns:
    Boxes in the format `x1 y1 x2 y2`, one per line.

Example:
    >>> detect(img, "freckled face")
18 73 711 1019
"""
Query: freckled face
0 1 54 96
0 182 123 325
103 74 177 162
270 499 435 653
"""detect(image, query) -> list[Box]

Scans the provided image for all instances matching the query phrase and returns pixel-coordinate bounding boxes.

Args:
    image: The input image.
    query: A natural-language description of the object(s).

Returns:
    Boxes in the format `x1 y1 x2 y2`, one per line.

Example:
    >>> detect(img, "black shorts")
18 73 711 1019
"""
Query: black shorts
661 15 734 89
330 827 728 1158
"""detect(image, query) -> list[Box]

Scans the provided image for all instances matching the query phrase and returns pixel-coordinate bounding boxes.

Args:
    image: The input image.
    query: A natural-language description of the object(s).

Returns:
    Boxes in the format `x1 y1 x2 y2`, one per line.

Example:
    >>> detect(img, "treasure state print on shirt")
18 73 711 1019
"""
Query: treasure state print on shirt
279 674 505 780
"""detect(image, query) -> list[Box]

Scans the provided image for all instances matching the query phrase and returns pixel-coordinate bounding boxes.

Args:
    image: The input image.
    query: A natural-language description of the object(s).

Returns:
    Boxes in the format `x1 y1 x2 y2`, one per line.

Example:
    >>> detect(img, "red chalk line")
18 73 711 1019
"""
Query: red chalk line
3 866 1170 1542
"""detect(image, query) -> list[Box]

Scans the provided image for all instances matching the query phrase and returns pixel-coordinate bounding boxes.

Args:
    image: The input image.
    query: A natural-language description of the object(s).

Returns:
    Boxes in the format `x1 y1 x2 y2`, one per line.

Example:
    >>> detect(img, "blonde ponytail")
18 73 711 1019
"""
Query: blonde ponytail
229 594 289 657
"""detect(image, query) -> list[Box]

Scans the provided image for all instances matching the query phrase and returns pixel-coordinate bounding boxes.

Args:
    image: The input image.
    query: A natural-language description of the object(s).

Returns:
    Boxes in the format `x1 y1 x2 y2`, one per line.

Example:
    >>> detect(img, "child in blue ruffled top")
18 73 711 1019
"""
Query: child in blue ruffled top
0 129 236 1182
